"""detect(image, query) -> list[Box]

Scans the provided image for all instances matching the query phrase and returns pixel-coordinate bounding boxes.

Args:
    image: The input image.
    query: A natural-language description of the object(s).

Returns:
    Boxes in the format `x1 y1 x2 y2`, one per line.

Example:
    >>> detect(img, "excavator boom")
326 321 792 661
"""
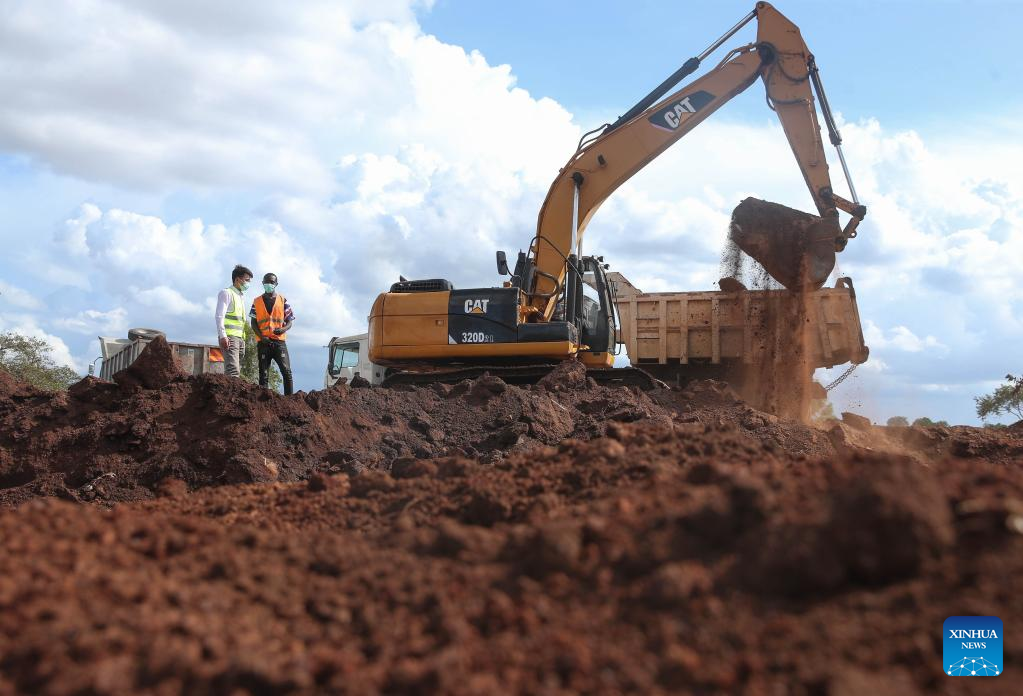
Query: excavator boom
525 1 865 318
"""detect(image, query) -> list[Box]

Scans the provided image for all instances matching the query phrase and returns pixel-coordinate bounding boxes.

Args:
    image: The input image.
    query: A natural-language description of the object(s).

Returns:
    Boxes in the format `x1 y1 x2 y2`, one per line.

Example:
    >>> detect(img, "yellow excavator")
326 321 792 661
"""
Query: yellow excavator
368 1 866 385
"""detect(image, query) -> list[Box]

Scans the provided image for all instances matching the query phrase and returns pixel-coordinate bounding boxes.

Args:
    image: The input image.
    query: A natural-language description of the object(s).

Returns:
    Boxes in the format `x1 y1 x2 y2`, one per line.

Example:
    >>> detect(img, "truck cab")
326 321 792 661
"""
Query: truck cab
324 333 385 388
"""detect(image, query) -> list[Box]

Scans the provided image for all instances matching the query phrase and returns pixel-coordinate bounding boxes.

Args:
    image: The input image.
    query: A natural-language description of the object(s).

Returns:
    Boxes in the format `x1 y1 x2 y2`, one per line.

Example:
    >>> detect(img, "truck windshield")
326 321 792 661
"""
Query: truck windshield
329 343 360 374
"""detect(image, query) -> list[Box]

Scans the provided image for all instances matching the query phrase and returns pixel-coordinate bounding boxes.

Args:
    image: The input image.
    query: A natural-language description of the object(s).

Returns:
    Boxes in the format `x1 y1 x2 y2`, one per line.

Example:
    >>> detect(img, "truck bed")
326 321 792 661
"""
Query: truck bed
612 275 868 373
99 335 224 381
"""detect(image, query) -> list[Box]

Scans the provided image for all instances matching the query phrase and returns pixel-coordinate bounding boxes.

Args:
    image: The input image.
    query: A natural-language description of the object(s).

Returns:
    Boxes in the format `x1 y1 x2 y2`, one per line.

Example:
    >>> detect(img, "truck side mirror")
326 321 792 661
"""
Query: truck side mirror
496 250 510 276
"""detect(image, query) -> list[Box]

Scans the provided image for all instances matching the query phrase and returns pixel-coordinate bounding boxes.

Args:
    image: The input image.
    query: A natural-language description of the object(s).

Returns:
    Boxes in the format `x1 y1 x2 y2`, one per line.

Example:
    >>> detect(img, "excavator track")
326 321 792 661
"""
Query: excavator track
382 364 666 390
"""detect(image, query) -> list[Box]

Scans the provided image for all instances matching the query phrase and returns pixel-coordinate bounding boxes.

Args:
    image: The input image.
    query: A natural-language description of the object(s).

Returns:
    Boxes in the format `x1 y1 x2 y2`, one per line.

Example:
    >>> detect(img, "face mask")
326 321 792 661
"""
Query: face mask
263 283 276 294
239 282 250 292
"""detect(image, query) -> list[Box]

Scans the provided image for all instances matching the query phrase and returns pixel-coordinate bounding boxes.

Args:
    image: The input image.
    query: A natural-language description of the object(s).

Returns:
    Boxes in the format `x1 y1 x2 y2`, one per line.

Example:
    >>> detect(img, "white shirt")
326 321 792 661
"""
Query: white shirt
214 287 242 340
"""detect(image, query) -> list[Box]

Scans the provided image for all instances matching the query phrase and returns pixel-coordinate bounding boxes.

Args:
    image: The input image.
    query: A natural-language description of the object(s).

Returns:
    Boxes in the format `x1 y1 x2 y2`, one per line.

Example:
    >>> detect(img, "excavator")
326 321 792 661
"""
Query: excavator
368 1 866 386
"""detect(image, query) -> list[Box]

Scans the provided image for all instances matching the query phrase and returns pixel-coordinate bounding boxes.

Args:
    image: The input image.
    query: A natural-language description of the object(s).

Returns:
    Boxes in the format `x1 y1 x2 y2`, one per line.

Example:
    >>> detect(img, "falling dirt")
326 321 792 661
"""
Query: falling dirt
720 208 818 422
2 340 1022 694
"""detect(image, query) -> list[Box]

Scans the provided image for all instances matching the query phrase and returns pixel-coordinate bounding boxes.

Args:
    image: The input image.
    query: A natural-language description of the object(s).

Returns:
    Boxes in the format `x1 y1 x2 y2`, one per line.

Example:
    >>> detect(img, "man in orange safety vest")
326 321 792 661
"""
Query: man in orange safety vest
249 272 295 395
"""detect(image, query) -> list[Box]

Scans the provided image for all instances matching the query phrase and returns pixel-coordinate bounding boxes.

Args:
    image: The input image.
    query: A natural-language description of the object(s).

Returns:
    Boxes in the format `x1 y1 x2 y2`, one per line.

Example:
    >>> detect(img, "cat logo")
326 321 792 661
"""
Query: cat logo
648 90 715 132
464 299 490 314
662 96 697 128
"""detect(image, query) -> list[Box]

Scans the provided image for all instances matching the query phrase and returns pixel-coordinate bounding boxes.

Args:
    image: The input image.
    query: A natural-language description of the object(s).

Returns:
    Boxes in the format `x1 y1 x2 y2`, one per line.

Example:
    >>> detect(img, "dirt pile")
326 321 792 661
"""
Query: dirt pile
111 335 184 389
2 419 1021 694
3 344 1023 693
2 342 833 506
0 368 42 403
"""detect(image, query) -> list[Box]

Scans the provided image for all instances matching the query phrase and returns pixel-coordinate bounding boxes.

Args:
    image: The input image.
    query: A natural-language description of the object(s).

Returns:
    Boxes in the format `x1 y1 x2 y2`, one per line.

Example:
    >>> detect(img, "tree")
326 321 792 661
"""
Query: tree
975 374 1023 423
886 416 909 427
240 323 282 392
912 416 949 428
0 331 80 390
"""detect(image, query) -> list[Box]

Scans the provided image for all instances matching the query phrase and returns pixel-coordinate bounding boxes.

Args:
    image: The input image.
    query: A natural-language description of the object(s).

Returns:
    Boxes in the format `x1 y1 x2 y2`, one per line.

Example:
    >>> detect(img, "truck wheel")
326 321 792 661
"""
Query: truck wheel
128 328 166 341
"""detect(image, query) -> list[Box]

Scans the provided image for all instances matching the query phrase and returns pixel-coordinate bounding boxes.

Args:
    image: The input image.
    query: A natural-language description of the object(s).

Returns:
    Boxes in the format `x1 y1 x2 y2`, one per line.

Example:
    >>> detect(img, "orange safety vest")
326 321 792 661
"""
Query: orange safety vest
252 294 287 341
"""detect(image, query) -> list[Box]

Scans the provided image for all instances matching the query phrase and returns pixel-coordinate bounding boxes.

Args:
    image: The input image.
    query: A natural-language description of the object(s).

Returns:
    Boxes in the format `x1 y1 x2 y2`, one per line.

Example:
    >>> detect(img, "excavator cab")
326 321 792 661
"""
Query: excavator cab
573 256 619 366
498 249 618 367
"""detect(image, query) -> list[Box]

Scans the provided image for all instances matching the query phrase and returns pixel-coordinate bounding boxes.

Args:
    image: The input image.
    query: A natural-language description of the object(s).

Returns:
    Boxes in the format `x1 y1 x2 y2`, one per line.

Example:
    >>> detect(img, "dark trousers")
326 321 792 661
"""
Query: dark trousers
257 340 294 395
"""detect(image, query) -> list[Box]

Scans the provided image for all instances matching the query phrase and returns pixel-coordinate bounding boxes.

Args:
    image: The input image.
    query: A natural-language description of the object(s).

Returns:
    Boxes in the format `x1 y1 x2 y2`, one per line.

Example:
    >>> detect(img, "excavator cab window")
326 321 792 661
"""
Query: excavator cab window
578 258 617 354
580 283 601 334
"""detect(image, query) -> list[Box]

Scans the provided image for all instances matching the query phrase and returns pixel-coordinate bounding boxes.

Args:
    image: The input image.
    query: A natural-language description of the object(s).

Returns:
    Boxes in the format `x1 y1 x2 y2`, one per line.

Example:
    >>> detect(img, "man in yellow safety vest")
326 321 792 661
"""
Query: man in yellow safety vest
215 264 252 378
249 272 295 395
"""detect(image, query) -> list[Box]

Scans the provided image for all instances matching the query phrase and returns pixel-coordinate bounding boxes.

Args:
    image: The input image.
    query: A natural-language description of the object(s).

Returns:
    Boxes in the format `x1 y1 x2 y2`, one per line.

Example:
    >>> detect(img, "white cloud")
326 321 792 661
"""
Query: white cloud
0 281 44 310
0 0 571 196
863 321 946 353
135 287 206 317
55 202 101 256
55 206 357 348
53 308 129 336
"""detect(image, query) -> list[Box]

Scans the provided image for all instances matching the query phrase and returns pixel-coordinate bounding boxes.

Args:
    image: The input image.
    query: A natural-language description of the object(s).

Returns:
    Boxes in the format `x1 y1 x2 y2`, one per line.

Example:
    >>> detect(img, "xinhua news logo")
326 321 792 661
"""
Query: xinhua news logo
944 616 1002 676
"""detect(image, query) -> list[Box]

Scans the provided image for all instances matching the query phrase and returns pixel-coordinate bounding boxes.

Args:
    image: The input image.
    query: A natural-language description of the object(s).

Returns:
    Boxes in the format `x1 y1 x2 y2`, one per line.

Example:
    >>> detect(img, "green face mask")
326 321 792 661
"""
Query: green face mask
239 281 250 292
263 283 276 294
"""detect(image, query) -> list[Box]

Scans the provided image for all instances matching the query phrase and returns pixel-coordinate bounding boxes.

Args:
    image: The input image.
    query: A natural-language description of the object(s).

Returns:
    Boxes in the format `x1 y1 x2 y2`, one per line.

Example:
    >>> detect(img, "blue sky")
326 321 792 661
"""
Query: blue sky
0 1 1020 425
422 0 1023 134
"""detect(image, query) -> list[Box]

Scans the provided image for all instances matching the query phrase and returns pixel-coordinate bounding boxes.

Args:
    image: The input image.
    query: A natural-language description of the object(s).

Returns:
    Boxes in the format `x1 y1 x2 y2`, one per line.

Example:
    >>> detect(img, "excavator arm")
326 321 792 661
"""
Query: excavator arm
523 1 865 320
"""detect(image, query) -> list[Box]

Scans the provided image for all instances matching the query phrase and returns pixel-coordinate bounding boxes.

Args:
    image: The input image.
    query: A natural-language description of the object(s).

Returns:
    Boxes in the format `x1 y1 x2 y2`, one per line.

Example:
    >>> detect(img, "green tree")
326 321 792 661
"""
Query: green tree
975 374 1023 423
240 323 282 392
912 416 949 428
0 331 80 390
886 416 909 427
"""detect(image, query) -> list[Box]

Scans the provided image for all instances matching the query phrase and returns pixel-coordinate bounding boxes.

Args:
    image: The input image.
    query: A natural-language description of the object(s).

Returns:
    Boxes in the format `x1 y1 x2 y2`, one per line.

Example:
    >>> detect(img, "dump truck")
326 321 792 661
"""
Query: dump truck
97 328 224 381
608 272 868 415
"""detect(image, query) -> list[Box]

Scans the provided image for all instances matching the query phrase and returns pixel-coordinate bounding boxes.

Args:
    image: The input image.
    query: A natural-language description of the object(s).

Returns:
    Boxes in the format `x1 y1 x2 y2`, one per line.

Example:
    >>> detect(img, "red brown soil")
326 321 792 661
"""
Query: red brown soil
2 342 1022 694
2 341 755 506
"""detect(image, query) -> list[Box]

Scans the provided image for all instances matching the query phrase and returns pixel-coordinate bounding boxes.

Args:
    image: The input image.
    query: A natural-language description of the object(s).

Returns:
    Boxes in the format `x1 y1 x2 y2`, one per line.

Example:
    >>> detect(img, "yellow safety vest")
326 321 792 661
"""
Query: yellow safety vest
223 287 245 339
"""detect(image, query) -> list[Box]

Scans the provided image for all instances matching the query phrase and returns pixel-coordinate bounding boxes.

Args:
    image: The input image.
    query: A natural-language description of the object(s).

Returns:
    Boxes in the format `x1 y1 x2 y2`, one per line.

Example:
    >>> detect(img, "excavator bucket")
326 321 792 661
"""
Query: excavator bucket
728 198 839 290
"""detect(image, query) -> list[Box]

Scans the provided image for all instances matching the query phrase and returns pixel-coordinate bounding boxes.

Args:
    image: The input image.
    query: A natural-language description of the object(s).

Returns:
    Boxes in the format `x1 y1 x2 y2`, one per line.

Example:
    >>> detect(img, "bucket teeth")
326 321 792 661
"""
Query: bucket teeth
728 197 838 290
